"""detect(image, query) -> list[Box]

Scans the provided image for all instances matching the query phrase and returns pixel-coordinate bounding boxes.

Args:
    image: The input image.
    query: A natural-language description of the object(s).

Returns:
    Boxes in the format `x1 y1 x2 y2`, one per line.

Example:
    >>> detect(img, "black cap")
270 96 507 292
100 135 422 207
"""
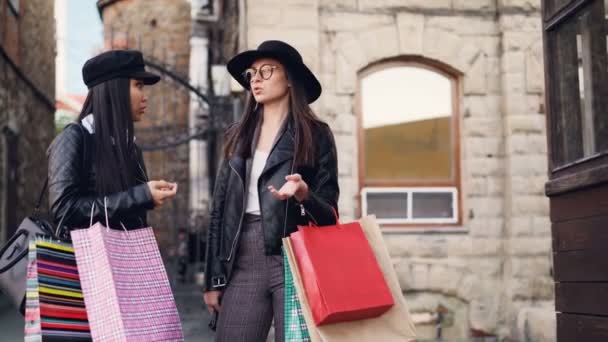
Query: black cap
82 50 160 89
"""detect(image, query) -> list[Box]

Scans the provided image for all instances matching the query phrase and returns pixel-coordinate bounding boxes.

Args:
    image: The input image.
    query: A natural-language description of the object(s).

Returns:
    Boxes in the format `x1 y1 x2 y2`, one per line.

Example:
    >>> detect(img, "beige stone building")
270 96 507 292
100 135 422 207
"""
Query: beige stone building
201 0 554 341
0 0 56 244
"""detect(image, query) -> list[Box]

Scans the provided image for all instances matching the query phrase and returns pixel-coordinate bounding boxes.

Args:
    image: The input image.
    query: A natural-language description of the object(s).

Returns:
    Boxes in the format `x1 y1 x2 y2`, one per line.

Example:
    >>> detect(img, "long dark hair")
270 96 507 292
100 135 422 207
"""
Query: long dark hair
77 78 137 196
223 68 321 168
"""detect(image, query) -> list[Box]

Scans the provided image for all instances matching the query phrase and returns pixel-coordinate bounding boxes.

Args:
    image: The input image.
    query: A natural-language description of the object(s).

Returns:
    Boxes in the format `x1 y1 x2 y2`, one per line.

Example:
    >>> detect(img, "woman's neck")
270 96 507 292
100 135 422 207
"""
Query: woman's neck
261 97 289 127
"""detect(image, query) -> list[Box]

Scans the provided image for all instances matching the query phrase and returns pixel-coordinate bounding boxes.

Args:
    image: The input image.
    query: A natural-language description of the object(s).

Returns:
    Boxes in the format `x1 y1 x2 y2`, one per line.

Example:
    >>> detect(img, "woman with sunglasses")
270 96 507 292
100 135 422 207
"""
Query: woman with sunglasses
203 40 339 341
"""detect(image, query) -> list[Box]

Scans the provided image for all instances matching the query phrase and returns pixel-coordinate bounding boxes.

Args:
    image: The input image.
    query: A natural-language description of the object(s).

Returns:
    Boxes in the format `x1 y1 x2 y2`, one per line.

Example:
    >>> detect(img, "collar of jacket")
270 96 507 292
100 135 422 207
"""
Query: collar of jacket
229 113 295 182
80 113 137 144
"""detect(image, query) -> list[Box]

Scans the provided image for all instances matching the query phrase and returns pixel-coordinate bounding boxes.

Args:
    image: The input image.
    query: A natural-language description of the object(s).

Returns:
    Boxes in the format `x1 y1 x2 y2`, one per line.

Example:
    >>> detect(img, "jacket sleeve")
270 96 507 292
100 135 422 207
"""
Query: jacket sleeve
204 157 230 292
47 124 155 230
299 123 340 226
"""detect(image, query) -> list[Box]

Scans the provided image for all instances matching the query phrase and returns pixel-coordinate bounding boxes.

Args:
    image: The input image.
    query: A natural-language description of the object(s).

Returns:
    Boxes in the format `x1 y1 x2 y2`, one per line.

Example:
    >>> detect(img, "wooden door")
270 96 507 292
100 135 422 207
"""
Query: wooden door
541 0 608 340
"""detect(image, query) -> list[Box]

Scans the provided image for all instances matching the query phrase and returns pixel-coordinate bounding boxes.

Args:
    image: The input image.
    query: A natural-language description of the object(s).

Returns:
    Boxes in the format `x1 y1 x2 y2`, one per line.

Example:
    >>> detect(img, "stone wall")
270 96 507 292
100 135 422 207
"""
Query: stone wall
0 0 56 242
98 0 192 251
242 0 554 340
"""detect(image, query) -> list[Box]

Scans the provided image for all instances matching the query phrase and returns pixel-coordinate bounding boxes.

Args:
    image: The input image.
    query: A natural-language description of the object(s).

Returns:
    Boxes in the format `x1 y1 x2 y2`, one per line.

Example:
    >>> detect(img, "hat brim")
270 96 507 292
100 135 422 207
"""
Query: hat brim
128 70 161 85
227 50 321 104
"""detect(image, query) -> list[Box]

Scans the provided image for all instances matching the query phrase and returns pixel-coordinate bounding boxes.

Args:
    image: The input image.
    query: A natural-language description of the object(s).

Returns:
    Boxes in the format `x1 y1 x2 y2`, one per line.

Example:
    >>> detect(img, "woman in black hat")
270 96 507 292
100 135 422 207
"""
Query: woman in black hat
203 40 339 341
48 50 177 236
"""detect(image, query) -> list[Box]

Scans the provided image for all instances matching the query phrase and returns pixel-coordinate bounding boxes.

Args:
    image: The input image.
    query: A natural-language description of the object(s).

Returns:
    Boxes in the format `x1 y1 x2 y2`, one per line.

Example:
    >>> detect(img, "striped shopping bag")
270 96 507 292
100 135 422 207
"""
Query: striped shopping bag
284 247 311 342
71 222 183 342
24 238 91 341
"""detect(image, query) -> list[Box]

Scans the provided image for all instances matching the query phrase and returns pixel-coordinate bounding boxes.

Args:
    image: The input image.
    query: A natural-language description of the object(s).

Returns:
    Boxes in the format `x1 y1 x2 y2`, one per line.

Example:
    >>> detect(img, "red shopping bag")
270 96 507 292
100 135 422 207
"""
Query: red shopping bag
290 213 394 326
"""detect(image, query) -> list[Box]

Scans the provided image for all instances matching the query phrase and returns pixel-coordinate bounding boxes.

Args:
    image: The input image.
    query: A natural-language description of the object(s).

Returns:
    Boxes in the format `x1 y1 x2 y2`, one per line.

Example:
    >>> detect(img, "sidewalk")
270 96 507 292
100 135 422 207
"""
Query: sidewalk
0 282 215 341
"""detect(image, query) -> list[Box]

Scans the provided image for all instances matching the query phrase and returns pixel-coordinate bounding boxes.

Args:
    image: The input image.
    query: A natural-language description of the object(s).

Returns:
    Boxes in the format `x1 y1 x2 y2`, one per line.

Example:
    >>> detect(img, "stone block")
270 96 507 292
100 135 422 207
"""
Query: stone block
358 0 452 10
509 155 548 177
396 12 424 55
499 13 543 32
464 53 488 95
506 114 546 134
508 237 552 256
510 256 551 278
320 0 358 10
509 276 554 300
453 0 496 11
468 258 503 277
499 0 542 11
468 197 504 218
468 177 489 197
516 307 557 342
423 27 462 67
464 95 502 118
469 293 500 332
510 194 549 216
458 274 477 301
508 134 547 155
468 157 504 177
464 117 504 138
525 40 545 94
357 25 400 64
394 259 414 291
321 12 394 32
429 263 466 295
411 263 430 290
511 216 551 237
510 175 547 196
469 218 504 238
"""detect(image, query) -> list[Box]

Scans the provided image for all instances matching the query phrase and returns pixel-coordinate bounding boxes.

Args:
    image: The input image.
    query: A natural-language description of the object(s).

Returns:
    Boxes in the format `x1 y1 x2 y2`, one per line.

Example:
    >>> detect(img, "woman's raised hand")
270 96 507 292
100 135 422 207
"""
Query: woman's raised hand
147 180 178 208
268 173 309 202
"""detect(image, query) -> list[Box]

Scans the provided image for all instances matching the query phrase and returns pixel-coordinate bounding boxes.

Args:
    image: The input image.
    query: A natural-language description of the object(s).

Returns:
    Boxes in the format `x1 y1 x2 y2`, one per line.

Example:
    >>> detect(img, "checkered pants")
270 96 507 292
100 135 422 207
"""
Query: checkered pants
216 214 285 342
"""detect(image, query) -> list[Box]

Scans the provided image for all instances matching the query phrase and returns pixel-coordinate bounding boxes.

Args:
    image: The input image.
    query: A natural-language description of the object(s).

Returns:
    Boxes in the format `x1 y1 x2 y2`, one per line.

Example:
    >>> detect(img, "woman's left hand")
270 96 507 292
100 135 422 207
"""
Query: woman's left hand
268 173 309 202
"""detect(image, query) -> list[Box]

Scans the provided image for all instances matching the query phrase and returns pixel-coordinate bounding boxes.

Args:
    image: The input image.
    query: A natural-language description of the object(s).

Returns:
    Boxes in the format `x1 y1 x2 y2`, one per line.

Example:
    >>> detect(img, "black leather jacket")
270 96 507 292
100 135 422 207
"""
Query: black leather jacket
204 119 339 291
47 123 154 234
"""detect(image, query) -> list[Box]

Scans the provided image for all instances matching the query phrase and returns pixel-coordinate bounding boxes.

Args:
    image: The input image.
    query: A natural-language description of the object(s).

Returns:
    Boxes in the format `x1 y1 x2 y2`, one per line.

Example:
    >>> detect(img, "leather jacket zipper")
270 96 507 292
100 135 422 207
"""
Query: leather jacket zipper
226 162 246 262
283 159 295 238
299 203 319 225
136 160 149 182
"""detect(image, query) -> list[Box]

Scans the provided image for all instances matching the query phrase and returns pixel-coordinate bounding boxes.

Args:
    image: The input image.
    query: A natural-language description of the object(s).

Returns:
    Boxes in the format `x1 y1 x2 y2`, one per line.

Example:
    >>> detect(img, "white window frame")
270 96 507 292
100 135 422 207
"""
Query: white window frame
361 187 459 225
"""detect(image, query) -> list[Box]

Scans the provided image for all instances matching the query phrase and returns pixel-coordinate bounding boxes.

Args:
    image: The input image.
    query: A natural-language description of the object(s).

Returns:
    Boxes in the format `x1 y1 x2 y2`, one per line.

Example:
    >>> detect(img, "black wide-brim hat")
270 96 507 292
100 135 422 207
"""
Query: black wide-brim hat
227 40 322 104
82 50 160 89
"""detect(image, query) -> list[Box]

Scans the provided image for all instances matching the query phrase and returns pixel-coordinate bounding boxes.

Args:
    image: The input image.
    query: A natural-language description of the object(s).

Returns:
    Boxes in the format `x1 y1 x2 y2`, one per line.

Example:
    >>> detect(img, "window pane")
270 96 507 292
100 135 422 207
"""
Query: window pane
412 192 454 219
550 1 608 166
366 192 408 219
361 67 453 181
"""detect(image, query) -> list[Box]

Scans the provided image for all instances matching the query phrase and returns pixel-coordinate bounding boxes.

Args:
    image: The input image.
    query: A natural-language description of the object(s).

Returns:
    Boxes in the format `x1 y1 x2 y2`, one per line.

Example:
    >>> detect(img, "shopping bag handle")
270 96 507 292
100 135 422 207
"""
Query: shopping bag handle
89 198 128 233
307 207 340 228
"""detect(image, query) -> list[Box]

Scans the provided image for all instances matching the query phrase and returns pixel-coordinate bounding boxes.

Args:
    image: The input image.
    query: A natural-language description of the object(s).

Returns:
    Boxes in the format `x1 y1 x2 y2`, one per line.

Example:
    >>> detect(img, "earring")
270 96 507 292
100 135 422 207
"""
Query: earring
253 101 259 111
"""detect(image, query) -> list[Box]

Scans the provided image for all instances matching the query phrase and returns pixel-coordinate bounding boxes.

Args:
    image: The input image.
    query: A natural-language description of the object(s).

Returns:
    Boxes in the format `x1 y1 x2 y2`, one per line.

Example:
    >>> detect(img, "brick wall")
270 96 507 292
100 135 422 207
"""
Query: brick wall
0 0 55 242
98 0 192 251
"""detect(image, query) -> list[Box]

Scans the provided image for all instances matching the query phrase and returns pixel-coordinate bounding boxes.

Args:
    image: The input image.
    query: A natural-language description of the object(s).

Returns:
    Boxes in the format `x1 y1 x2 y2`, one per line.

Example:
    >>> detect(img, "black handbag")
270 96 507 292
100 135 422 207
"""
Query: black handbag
0 180 64 314
0 123 87 314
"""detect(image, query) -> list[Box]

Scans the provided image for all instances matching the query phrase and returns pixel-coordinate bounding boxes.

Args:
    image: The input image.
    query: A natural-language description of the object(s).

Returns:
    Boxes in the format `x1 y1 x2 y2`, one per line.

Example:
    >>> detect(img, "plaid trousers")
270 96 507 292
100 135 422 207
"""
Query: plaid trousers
216 214 285 342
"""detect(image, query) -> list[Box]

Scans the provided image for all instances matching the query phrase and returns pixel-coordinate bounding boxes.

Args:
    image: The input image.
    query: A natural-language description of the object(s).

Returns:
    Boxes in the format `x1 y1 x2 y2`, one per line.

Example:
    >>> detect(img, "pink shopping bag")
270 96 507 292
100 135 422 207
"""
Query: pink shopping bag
70 201 183 342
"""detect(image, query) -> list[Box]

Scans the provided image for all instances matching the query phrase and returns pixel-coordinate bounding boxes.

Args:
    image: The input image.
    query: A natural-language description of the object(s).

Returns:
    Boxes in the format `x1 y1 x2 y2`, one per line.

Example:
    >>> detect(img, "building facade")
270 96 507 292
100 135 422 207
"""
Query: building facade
96 0 192 250
0 0 56 244
209 0 555 341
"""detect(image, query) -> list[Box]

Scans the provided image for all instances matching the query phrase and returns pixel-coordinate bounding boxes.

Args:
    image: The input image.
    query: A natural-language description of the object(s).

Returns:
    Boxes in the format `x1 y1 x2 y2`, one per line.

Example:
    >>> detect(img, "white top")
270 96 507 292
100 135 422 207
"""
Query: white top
245 150 270 215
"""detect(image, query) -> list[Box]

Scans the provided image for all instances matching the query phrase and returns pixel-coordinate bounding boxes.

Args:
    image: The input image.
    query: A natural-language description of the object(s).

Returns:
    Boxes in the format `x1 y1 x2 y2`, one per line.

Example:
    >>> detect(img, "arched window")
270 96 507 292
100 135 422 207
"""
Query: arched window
358 60 461 226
